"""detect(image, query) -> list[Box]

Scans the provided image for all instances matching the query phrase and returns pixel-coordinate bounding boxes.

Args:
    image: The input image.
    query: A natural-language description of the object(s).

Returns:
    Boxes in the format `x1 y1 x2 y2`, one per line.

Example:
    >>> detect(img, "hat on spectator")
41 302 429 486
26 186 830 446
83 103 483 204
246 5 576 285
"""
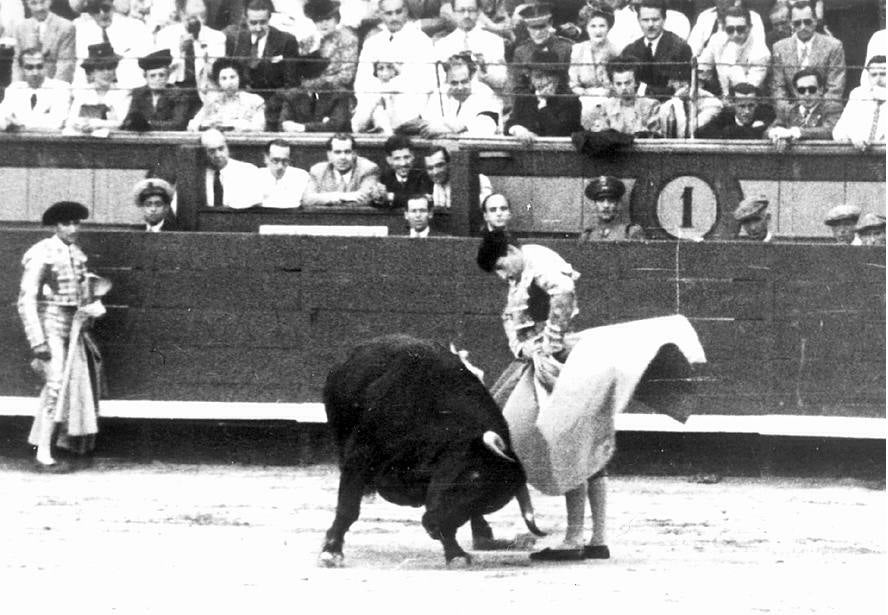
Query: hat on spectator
528 48 561 74
823 204 861 226
138 48 173 71
733 195 769 222
42 201 89 225
585 175 626 201
518 3 553 27
304 0 340 21
132 178 174 206
855 212 886 232
81 42 121 70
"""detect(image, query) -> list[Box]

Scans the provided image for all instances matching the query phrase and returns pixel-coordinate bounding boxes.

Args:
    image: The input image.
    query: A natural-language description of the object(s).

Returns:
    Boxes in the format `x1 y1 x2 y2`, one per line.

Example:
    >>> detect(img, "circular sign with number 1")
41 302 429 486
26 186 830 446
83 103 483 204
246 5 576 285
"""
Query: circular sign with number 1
655 176 719 240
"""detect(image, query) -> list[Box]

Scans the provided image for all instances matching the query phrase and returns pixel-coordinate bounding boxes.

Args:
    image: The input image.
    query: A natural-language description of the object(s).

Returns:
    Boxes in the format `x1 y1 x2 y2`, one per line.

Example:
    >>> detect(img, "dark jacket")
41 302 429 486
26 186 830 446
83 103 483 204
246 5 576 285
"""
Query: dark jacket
122 86 195 131
505 91 582 137
277 89 353 132
378 168 433 210
697 105 776 139
622 32 693 99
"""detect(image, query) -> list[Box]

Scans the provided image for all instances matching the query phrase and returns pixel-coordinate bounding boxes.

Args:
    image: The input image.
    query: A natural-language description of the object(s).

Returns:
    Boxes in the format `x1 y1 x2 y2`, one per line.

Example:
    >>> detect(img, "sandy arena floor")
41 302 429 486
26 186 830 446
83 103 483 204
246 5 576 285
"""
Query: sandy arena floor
0 460 884 615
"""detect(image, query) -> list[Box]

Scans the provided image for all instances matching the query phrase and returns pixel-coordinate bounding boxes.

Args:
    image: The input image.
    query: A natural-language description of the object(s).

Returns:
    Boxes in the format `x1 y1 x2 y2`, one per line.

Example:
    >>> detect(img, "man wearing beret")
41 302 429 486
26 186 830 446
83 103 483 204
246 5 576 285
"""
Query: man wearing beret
122 49 195 131
509 3 573 97
732 195 773 242
18 201 108 471
856 213 886 246
579 175 644 242
823 204 861 245
133 177 180 230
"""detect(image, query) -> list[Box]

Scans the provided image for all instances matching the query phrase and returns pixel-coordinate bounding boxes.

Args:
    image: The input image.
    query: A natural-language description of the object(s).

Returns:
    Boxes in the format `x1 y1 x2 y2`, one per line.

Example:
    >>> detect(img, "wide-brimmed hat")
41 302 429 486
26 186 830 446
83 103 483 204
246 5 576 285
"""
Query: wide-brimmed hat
138 48 173 71
81 42 121 70
132 178 174 206
42 201 89 225
304 0 340 21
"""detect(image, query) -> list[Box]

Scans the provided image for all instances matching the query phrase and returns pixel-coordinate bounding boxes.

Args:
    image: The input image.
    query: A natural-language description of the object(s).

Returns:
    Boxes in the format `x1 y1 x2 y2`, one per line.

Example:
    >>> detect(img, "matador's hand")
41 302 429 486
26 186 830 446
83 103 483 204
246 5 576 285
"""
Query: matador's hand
32 343 51 361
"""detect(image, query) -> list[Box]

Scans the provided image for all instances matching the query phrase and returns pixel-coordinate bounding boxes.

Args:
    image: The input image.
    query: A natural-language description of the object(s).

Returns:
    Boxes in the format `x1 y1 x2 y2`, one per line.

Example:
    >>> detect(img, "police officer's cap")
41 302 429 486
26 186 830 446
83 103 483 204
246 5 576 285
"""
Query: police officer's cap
823 204 861 226
138 48 173 71
585 175 625 201
132 178 174 206
476 229 518 273
855 212 886 232
733 195 769 222
518 3 552 27
42 201 89 225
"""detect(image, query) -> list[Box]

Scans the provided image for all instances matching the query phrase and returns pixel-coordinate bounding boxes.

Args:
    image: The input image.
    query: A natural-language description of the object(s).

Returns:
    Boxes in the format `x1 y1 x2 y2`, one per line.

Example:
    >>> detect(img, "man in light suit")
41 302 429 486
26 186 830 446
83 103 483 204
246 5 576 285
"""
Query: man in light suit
621 0 692 101
302 133 384 207
0 46 71 131
769 1 845 114
14 0 76 83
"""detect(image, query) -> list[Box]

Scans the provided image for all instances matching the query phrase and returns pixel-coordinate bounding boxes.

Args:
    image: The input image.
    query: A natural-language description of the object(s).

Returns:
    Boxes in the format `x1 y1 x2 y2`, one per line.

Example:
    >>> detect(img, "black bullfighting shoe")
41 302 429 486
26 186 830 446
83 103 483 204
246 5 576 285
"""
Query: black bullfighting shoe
583 544 611 559
529 546 584 561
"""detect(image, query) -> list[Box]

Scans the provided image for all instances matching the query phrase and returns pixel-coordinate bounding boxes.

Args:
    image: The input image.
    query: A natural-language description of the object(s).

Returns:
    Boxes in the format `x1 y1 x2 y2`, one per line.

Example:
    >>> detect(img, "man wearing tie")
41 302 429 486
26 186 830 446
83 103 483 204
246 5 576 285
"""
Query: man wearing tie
200 128 261 208
621 0 692 101
302 132 384 207
14 0 76 83
0 47 71 131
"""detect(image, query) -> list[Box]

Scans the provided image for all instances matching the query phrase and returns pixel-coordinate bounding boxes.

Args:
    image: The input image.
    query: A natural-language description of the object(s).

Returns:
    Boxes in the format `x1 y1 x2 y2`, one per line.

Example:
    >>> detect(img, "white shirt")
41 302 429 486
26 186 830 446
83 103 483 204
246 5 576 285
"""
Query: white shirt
432 174 492 209
73 14 153 90
0 78 71 131
65 84 131 131
355 22 436 96
258 165 310 208
698 32 771 94
687 7 765 57
609 7 690 52
833 85 887 144
155 21 226 86
146 220 165 232
435 25 507 94
409 226 431 238
421 81 501 136
205 158 261 209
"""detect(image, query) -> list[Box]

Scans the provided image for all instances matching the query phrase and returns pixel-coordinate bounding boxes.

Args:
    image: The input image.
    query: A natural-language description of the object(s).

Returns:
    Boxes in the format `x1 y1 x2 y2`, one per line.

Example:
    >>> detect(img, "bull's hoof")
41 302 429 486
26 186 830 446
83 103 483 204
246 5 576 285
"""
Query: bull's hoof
318 551 345 568
445 553 472 569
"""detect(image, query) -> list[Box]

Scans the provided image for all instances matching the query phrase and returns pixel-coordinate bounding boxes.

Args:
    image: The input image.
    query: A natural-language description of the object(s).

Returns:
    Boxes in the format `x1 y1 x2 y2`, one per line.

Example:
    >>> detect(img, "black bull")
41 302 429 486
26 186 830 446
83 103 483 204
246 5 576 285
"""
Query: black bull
319 335 543 566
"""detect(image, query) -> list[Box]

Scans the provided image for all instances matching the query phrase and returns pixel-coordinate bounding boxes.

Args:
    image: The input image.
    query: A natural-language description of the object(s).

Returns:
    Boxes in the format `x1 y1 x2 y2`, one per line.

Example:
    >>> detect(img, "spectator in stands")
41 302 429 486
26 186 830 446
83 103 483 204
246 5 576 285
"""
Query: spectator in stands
256 138 310 208
418 52 501 137
861 28 886 88
658 62 722 137
351 55 428 133
474 0 518 46
833 55 886 152
823 204 861 245
0 0 24 40
607 0 689 52
0 47 71 131
855 213 886 246
481 192 511 232
424 145 493 210
278 85 352 132
404 194 435 237
687 0 765 57
599 55 661 136
570 2 619 130
66 42 131 133
621 0 692 100
766 67 840 149
697 82 773 139
697 6 770 99
405 0 456 38
770 1 845 114
354 0 436 99
133 177 180 231
302 132 385 207
187 58 266 130
764 2 791 51
579 175 644 241
201 127 261 207
509 3 573 96
122 49 194 130
225 0 327 130
379 134 433 209
435 0 507 102
155 0 227 104
13 0 76 83
299 0 358 93
73 0 153 89
732 194 772 241
506 49 582 143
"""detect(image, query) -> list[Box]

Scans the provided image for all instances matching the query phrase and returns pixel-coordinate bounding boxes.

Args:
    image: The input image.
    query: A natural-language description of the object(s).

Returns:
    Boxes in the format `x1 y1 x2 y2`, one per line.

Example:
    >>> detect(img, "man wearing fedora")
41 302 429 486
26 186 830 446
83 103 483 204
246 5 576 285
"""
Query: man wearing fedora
0 46 71 131
133 177 180 230
73 0 152 89
18 201 110 471
122 48 195 131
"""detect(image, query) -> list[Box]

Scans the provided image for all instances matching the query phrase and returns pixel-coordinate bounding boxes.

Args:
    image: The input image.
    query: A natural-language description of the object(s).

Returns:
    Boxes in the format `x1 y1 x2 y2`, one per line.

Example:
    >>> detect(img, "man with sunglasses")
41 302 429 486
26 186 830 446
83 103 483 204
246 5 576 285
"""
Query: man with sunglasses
0 46 71 131
698 6 770 99
687 0 765 57
769 0 844 114
767 67 840 149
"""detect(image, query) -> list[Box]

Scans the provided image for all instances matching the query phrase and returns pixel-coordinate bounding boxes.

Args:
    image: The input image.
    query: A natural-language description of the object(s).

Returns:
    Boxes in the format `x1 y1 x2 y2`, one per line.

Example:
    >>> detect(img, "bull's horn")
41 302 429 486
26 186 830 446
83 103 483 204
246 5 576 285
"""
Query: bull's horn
482 431 516 462
515 485 547 537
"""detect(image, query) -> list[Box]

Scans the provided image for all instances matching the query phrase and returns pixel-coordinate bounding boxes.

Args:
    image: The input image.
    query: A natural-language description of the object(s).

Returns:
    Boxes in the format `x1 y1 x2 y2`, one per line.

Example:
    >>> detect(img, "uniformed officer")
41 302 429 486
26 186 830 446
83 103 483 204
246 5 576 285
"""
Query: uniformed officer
18 201 106 471
579 175 644 242
733 195 772 242
509 3 573 96
823 204 861 245
855 213 886 246
133 177 179 231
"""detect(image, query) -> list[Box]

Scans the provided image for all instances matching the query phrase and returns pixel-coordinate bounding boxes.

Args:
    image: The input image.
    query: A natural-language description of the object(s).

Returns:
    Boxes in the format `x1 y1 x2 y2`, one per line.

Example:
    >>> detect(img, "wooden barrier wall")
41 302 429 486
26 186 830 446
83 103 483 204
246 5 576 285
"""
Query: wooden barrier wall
0 230 884 420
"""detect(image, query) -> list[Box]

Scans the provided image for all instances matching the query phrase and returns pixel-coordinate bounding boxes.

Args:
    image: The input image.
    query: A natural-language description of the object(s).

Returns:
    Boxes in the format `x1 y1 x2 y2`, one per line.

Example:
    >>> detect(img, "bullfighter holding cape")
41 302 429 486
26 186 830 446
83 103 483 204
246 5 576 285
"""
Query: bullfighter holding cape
476 229 705 561
18 201 111 472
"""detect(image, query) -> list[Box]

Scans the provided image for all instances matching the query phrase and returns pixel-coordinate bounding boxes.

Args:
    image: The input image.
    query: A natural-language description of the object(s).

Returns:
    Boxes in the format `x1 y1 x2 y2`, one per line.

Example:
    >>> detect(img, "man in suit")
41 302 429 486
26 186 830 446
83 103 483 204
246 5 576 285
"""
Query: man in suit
302 132 385 207
14 0 76 83
509 3 572 97
121 49 194 131
697 82 774 139
378 134 433 210
133 177 180 231
0 46 71 131
621 0 692 100
767 67 841 149
224 0 327 130
769 1 845 114
404 194 435 238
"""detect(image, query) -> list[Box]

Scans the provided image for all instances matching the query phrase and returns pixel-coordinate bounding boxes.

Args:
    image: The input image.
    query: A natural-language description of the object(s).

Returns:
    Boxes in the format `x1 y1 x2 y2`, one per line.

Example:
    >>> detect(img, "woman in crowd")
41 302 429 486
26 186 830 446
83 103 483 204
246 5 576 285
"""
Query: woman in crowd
569 2 619 130
187 58 266 131
66 42 131 134
299 0 359 93
506 49 582 143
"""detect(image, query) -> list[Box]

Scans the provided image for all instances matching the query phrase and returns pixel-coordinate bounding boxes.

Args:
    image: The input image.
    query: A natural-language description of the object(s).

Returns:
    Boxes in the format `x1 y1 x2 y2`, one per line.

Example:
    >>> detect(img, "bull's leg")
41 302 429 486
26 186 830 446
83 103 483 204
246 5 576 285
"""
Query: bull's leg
319 467 365 568
441 528 472 568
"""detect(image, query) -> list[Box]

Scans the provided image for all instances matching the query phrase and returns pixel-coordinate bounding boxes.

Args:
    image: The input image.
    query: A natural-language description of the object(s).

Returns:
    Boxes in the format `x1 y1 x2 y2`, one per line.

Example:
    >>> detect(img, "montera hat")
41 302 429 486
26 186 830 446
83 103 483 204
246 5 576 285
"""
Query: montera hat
304 0 340 21
138 48 173 71
81 42 121 70
476 228 517 273
132 178 174 206
585 175 626 201
733 195 769 222
42 201 89 225
823 204 861 226
855 212 886 232
518 3 553 27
